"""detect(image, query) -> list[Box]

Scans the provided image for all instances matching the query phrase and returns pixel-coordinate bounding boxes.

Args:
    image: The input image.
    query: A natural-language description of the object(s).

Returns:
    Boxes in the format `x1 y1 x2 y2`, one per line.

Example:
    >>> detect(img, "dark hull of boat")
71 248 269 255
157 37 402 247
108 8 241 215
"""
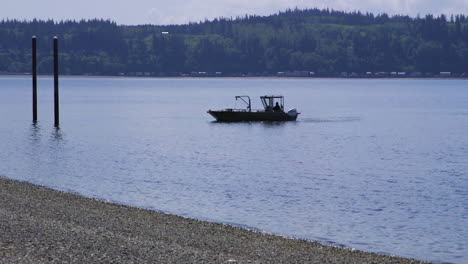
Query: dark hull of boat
208 110 298 122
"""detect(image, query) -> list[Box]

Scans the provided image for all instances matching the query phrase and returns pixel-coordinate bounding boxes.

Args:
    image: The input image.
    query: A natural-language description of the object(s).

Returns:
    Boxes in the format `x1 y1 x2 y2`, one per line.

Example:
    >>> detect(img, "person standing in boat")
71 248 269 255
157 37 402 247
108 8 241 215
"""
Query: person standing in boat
273 102 281 112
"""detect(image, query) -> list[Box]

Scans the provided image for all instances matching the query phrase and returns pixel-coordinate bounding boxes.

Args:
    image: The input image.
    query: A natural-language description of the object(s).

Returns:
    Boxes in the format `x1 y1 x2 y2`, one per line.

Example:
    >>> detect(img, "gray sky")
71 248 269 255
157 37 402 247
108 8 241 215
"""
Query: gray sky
2 0 468 25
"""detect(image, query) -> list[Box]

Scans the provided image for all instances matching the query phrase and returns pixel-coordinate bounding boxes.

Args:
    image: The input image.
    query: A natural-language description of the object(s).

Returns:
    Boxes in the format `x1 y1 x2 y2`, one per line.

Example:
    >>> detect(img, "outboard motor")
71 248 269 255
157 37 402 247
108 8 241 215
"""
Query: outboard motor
287 108 298 117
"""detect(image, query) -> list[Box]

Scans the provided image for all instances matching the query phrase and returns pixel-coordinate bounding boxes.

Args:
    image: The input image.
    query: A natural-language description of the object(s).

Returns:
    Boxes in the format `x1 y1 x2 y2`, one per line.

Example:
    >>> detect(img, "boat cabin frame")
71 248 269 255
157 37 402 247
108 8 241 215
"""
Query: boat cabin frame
234 95 285 112
260 95 284 112
235 96 251 112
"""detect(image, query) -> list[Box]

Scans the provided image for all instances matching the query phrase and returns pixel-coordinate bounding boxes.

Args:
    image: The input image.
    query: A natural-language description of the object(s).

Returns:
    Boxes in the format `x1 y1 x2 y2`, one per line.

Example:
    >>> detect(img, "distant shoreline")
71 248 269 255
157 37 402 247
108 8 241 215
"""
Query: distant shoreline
1 74 467 80
0 176 428 263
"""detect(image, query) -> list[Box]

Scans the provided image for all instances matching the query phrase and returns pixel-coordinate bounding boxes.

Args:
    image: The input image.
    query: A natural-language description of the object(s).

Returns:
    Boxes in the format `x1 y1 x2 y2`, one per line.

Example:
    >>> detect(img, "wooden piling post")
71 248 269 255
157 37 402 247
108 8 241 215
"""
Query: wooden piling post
32 36 37 122
53 36 59 127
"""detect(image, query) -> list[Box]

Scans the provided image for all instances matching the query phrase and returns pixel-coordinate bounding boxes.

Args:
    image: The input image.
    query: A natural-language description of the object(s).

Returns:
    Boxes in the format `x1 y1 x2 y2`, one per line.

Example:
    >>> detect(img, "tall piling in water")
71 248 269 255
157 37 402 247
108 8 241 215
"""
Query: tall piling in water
32 36 37 122
53 36 59 127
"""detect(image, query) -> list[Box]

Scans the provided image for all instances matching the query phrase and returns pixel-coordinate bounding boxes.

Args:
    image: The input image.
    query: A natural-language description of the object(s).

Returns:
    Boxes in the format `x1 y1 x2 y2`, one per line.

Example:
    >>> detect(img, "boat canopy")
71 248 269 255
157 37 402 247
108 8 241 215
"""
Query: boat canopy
260 95 284 111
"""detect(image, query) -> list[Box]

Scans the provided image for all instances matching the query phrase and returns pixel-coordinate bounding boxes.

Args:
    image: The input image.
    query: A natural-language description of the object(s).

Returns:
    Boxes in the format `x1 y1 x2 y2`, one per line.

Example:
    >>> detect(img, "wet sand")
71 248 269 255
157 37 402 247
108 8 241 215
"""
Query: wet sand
0 177 428 263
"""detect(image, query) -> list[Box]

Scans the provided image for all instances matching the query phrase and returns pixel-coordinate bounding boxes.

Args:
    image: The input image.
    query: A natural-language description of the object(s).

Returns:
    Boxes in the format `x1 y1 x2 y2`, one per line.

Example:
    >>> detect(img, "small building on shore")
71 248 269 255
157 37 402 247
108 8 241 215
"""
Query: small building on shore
440 72 451 77
409 72 422 78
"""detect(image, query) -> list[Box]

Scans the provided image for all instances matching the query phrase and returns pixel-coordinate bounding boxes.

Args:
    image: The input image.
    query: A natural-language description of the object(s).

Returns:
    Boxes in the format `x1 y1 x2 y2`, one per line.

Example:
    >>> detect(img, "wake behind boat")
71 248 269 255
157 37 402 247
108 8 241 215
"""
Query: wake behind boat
207 95 299 122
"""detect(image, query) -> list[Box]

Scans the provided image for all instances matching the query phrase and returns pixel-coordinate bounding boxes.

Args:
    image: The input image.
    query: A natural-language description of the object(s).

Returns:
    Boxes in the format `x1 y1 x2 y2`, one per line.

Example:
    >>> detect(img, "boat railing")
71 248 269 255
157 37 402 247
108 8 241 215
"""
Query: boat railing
222 108 248 112
221 108 280 113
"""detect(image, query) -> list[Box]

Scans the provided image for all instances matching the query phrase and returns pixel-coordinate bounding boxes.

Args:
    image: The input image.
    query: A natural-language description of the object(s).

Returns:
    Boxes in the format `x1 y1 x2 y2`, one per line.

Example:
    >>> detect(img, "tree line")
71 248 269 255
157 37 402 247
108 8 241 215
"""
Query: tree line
1 8 468 76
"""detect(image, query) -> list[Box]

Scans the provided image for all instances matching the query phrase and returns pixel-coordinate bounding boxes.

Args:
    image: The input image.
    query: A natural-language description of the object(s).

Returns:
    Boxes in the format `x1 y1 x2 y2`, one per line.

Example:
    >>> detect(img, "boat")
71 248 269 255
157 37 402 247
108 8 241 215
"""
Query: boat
207 95 299 122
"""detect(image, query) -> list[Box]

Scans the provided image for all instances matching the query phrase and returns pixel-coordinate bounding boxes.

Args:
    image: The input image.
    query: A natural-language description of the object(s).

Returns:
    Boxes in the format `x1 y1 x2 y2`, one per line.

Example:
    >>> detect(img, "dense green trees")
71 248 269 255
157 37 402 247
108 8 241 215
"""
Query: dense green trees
1 8 468 76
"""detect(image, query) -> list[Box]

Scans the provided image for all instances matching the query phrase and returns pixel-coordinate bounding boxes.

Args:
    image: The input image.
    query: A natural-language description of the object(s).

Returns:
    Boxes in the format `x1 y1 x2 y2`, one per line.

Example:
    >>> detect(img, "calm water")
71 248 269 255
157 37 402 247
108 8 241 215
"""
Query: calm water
0 77 467 263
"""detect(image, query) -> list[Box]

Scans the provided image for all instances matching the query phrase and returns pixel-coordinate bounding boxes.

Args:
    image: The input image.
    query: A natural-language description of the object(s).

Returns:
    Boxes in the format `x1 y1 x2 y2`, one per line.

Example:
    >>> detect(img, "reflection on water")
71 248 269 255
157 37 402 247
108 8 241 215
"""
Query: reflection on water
29 122 41 142
50 127 64 142
209 120 290 127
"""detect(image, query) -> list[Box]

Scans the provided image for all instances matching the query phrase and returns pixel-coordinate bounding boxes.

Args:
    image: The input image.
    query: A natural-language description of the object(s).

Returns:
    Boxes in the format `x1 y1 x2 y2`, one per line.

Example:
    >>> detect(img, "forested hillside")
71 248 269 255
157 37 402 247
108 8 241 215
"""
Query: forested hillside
1 8 468 76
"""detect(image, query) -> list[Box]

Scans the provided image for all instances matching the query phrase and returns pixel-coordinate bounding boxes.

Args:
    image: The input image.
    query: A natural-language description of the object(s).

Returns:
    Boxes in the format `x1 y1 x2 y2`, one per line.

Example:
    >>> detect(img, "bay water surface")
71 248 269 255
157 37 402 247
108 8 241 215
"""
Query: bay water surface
0 77 467 263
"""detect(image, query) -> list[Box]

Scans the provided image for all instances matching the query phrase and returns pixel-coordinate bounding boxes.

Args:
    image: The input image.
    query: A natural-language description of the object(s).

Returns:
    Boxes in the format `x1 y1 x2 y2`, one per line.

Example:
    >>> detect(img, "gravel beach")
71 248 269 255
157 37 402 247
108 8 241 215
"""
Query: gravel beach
0 177 428 263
